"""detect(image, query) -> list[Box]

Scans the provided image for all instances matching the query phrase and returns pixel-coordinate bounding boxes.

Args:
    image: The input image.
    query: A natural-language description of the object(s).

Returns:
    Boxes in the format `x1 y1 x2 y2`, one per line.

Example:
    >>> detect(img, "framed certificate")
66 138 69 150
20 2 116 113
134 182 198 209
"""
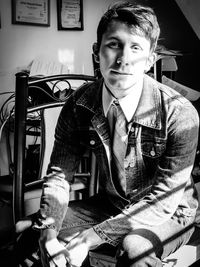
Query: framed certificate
12 0 50 26
57 0 83 30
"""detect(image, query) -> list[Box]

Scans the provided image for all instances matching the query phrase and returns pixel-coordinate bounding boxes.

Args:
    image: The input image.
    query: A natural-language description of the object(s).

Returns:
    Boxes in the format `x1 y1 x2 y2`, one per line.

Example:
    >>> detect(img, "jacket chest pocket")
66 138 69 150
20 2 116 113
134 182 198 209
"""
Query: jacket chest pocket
141 139 166 174
141 141 166 159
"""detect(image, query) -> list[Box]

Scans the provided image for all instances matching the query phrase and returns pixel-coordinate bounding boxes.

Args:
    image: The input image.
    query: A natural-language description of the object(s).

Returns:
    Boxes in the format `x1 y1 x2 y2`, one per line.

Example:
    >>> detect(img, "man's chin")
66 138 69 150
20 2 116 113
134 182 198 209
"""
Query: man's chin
107 80 136 91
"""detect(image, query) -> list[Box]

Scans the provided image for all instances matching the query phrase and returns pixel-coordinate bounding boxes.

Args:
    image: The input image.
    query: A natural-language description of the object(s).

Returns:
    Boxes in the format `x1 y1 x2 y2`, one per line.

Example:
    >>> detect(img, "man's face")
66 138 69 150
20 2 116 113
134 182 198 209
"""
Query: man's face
98 20 155 97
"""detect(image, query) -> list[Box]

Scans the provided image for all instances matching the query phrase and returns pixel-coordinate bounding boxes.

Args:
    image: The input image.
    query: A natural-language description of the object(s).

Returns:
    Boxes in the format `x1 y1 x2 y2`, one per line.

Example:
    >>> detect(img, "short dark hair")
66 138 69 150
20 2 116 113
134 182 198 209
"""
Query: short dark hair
97 1 160 52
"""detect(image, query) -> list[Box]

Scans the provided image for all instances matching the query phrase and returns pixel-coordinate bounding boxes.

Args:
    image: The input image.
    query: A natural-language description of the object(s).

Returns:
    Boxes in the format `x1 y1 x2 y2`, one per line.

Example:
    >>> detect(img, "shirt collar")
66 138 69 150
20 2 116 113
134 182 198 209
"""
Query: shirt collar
102 83 142 122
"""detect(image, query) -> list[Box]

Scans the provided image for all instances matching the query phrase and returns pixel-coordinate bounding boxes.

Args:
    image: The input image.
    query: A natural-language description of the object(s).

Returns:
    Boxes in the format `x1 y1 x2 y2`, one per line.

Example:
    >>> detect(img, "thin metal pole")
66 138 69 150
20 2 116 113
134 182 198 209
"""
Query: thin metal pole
13 72 28 223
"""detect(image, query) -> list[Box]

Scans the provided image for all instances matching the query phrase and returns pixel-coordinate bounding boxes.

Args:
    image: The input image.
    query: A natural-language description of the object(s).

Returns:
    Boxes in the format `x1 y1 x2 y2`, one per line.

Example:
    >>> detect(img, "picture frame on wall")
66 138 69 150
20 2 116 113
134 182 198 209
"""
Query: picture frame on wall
57 0 83 31
12 0 50 27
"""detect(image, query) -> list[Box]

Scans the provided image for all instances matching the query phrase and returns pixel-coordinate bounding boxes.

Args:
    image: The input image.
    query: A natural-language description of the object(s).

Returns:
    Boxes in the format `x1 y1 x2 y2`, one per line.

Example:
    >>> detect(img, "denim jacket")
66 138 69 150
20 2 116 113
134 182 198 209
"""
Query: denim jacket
38 74 199 246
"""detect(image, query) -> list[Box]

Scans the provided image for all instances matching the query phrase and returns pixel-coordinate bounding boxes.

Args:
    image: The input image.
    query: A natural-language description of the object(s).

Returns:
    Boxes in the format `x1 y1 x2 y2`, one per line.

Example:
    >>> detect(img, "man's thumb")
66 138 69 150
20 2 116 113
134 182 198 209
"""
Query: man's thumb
15 218 33 233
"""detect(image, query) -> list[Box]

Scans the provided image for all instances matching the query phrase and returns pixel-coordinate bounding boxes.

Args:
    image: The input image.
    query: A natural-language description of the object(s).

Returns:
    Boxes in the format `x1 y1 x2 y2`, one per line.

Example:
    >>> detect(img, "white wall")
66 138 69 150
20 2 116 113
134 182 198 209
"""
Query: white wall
0 0 118 176
0 0 118 95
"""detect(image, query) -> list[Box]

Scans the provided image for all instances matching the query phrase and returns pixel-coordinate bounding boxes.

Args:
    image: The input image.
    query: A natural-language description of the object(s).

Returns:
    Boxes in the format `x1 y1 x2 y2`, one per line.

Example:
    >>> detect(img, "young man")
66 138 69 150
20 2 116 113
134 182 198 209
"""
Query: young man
16 2 199 267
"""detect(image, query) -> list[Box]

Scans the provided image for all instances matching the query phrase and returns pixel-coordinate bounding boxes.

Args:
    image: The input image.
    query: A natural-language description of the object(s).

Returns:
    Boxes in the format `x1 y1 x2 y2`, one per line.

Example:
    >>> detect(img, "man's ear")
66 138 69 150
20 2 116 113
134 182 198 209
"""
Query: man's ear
145 52 157 73
92 43 100 63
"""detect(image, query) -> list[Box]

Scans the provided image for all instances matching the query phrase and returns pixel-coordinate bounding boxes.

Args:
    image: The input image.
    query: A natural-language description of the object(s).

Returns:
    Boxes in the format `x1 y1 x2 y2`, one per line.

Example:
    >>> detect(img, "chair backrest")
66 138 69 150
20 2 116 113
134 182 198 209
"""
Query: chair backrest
13 72 97 222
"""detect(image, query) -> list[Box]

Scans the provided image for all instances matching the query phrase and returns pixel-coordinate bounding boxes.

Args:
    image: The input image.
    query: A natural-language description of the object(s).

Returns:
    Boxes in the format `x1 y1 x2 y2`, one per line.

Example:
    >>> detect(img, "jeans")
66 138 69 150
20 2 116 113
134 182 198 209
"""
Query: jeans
16 194 194 267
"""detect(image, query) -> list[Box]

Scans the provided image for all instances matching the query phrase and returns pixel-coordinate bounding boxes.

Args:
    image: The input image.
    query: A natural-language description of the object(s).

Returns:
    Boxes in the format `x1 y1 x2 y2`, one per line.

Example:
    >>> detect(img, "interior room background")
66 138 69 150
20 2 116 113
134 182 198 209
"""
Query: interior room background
0 0 200 176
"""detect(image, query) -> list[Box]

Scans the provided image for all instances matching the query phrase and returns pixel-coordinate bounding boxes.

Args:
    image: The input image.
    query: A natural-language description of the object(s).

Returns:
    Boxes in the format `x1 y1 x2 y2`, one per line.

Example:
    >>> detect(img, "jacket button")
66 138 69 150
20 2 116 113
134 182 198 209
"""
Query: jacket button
90 140 95 145
150 150 156 157
132 189 137 193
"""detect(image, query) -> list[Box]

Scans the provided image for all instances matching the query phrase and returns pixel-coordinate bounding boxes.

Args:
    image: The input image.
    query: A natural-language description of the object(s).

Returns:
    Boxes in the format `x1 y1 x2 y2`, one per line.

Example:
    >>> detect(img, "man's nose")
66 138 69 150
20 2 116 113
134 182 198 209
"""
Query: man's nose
117 47 132 66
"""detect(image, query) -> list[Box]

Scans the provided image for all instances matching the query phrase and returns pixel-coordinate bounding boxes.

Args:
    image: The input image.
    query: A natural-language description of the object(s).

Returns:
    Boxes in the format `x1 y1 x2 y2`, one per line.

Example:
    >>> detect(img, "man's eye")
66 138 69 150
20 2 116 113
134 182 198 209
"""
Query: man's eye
131 45 141 51
107 42 120 48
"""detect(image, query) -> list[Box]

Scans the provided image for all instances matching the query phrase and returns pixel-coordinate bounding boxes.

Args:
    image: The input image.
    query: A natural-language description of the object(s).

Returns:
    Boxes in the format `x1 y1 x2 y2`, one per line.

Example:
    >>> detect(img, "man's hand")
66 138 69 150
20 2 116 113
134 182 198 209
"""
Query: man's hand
39 228 104 267
65 228 104 267
39 229 68 267
15 218 33 234
40 237 69 267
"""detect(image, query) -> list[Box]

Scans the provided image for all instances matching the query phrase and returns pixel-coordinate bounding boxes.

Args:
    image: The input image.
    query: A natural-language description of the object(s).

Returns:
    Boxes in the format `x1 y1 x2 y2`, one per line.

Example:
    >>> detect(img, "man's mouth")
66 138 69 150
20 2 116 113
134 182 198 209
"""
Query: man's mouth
111 70 132 76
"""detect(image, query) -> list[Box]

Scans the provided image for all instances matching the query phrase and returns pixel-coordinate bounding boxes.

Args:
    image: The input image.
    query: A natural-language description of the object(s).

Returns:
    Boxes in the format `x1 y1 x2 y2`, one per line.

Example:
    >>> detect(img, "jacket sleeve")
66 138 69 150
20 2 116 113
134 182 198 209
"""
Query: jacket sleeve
34 96 84 232
93 101 199 246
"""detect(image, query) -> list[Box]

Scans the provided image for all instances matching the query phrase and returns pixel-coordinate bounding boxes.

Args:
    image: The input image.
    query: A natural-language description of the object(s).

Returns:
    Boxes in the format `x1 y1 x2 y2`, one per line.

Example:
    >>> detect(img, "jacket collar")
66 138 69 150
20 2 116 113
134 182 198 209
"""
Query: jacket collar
133 74 162 130
76 74 162 130
76 78 103 114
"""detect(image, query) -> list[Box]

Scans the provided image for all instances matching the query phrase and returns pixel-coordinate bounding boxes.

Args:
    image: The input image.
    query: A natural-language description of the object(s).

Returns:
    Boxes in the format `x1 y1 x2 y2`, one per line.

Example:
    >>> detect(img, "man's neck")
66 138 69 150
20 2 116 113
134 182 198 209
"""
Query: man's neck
105 79 144 100
103 79 143 123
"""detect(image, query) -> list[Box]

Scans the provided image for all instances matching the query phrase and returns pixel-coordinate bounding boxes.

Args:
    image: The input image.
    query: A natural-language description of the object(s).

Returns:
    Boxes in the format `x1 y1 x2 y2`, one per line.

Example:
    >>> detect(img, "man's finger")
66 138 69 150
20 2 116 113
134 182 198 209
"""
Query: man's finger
15 218 33 233
49 255 67 267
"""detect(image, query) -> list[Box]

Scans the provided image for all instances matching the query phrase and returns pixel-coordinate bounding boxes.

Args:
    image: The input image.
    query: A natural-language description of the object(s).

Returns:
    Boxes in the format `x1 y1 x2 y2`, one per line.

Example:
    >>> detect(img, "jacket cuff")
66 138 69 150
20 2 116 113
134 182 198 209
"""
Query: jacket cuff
93 224 118 247
32 210 57 232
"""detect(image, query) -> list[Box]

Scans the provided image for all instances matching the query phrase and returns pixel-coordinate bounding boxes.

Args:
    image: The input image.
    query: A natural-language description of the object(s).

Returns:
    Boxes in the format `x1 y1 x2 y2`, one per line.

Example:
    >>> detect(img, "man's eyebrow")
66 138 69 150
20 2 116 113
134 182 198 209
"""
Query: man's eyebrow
105 36 121 41
130 41 142 46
